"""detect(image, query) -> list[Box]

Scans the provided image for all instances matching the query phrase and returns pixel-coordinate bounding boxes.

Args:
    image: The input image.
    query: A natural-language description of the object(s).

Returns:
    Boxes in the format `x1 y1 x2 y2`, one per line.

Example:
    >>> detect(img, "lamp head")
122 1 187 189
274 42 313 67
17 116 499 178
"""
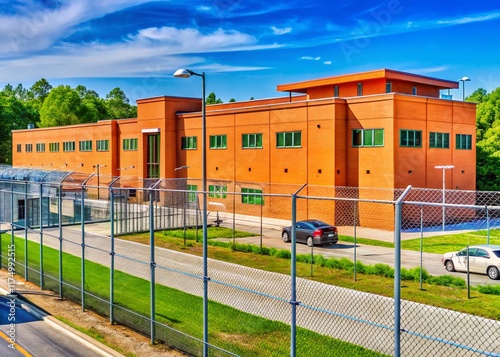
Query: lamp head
459 76 470 82
174 69 192 78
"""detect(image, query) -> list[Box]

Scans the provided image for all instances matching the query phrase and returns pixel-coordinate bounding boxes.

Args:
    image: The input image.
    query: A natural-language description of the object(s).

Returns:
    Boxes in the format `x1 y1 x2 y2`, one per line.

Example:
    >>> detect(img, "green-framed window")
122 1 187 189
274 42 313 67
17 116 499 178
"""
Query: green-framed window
456 134 472 150
97 140 109 152
210 135 227 149
181 136 197 150
79 140 92 152
187 184 197 202
276 131 301 148
242 133 263 149
25 144 33 152
49 142 59 152
123 138 138 151
241 188 264 205
36 143 45 152
429 132 449 149
353 129 384 147
63 141 75 152
209 185 227 199
399 130 422 147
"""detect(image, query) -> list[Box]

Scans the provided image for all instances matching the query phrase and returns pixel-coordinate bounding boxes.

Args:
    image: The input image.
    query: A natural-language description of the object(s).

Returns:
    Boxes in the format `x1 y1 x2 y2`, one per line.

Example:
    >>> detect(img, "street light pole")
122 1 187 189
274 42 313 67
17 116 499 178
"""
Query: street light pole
459 76 470 101
173 68 208 356
434 165 455 231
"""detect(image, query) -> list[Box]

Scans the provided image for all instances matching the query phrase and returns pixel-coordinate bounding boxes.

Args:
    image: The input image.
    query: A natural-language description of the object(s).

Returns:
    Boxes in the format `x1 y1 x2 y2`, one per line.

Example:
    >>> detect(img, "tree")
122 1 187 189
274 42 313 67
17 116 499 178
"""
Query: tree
39 85 87 127
474 87 500 190
206 92 222 105
229 98 236 102
105 87 137 119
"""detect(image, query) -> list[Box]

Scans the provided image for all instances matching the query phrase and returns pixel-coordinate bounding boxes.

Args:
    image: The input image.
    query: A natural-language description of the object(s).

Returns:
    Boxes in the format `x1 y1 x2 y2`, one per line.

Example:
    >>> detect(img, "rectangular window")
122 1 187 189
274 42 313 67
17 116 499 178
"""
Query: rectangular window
242 133 263 148
123 138 138 151
79 140 92 152
412 86 418 95
209 185 227 199
357 83 363 96
63 141 75 152
146 134 160 179
181 136 197 150
429 132 450 149
241 188 264 205
400 130 422 147
17 144 22 152
49 142 59 152
334 85 339 97
352 129 384 147
456 134 472 150
36 143 45 152
97 140 109 152
187 184 197 203
386 82 392 93
25 144 33 152
210 135 227 149
276 131 301 148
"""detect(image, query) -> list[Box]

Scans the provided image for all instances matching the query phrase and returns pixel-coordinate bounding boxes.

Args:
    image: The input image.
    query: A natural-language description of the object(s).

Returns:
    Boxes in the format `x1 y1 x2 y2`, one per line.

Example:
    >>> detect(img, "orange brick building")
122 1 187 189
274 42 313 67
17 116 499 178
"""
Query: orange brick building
11 69 477 228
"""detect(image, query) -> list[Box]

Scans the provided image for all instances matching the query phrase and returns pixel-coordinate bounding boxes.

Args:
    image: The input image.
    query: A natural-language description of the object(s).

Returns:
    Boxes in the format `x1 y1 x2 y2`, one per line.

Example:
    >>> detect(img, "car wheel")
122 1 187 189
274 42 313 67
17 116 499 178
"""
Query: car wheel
487 266 499 280
306 236 314 247
282 231 290 243
445 260 455 272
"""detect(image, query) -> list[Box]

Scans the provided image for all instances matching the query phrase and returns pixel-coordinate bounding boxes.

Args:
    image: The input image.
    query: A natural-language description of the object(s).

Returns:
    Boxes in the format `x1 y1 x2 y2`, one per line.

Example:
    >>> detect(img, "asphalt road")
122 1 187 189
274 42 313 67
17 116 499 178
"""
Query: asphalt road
0 296 107 357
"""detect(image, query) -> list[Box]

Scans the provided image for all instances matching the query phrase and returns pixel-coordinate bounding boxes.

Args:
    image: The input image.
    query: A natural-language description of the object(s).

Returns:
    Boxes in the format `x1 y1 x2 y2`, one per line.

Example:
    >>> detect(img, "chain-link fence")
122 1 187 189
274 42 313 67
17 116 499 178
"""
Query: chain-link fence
1 167 500 357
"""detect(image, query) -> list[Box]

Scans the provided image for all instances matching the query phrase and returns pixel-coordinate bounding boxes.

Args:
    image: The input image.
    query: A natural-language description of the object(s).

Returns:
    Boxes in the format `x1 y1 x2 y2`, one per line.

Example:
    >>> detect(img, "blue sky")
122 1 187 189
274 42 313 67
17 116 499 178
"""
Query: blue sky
0 0 499 103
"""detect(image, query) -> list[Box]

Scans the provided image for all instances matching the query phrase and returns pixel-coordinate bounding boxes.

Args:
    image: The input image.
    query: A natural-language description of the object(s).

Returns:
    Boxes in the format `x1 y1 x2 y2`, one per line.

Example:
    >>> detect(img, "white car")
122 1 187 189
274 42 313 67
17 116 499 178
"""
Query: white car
442 245 500 280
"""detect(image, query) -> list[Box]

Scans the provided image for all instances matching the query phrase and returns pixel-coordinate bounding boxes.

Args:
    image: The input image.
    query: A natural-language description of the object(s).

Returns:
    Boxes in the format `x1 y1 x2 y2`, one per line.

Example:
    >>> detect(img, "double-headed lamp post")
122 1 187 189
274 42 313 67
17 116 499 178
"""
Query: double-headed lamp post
435 165 455 231
173 68 208 355
459 76 470 101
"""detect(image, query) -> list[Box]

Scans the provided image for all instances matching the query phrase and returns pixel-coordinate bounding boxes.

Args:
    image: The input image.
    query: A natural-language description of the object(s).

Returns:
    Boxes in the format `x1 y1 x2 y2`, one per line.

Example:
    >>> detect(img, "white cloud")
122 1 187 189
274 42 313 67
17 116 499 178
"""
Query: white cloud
323 61 332 65
271 26 292 35
437 11 500 25
0 26 279 81
301 56 321 61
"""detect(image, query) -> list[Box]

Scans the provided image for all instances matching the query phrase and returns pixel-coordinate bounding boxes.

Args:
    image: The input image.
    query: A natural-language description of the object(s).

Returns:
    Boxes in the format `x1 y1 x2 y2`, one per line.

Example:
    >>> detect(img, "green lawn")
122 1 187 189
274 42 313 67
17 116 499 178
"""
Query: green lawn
0 233 386 357
401 229 500 253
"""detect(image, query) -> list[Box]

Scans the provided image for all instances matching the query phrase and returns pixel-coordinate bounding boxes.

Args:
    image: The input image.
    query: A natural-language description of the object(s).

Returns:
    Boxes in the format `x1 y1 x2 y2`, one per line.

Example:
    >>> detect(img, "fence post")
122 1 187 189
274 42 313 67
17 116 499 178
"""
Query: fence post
149 188 156 344
39 183 44 289
394 185 412 357
290 184 306 357
24 181 28 280
486 206 490 244
419 205 423 290
58 183 63 298
81 184 86 311
353 202 357 281
110 188 115 324
10 181 14 248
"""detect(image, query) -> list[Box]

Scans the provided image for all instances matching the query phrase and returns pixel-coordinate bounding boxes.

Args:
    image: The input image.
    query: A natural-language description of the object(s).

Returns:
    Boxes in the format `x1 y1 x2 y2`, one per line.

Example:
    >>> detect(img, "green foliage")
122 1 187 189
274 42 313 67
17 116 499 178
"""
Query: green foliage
427 275 466 288
473 87 500 190
476 284 500 295
206 92 223 104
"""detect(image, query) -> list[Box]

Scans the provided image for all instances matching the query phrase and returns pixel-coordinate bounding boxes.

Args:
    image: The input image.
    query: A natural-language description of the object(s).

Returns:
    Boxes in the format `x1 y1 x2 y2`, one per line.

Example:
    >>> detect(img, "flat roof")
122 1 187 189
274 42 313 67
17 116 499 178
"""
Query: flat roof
277 68 459 93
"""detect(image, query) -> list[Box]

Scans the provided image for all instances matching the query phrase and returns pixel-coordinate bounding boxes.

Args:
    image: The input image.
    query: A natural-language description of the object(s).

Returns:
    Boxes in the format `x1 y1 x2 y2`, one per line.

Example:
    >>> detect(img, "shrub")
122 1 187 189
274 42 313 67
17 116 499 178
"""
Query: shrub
401 267 429 282
428 275 466 288
275 249 291 259
476 284 500 295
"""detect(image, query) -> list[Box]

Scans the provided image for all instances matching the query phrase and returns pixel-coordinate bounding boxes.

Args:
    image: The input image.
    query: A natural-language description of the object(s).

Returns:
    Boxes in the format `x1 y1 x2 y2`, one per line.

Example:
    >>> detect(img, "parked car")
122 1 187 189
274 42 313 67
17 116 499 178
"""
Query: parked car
441 245 500 280
282 219 338 247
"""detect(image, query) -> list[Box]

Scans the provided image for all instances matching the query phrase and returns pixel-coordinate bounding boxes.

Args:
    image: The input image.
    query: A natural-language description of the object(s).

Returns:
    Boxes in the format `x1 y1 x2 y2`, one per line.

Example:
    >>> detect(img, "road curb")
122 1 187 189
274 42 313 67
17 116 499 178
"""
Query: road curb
0 282 124 357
